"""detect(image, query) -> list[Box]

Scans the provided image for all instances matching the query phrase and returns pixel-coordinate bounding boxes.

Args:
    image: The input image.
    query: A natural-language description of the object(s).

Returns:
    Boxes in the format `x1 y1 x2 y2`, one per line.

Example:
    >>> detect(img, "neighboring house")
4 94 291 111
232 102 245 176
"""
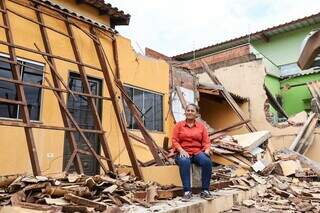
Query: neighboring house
171 12 320 162
0 0 170 177
174 12 320 121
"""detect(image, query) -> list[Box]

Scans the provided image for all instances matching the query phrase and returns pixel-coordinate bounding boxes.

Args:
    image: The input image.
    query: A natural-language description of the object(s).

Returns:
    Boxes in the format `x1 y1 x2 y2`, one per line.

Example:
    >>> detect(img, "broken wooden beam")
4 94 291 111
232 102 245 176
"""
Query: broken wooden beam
64 193 107 211
213 119 251 134
264 84 288 118
201 60 256 132
289 112 316 151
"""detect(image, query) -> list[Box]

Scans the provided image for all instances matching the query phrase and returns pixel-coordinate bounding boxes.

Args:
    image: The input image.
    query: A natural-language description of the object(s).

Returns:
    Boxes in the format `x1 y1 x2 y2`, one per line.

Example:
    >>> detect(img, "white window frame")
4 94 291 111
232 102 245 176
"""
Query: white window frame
0 53 45 122
124 85 164 132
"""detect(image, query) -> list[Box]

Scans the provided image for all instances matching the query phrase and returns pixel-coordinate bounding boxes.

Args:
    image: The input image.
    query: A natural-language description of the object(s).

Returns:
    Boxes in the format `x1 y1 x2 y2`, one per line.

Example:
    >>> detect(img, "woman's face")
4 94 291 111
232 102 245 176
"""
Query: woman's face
185 105 197 120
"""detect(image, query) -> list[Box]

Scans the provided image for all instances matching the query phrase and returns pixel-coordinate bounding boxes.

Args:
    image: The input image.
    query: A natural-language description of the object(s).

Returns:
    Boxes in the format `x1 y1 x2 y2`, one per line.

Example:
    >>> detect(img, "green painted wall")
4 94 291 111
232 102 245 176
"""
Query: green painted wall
265 75 281 96
252 23 320 117
280 73 320 115
252 24 320 66
264 75 281 115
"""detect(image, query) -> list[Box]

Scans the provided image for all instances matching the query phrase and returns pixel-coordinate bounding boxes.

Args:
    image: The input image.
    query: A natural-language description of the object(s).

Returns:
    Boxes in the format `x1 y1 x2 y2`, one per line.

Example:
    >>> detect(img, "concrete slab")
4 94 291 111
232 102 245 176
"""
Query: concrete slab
122 184 267 213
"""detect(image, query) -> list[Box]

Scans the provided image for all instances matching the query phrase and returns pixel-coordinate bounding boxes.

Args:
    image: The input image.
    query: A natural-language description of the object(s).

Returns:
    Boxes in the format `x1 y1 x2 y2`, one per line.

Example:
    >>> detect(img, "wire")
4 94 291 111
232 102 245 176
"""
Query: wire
41 155 63 173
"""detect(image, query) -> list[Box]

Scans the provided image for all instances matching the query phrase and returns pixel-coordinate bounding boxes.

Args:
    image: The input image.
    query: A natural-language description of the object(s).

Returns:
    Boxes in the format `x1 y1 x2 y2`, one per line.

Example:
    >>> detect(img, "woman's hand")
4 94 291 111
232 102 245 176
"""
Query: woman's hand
204 149 211 157
178 148 189 158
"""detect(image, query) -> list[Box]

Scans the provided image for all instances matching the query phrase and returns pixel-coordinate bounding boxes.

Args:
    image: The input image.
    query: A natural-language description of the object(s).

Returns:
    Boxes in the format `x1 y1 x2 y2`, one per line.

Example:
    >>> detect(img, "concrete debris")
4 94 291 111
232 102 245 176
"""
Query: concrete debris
242 199 255 207
235 175 320 212
210 131 271 174
288 111 308 126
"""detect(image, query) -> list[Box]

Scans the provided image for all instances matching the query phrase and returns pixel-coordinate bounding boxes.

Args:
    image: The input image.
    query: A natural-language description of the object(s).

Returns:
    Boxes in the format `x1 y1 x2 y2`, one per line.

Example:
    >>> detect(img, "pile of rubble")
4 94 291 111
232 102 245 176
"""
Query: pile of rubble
0 172 177 212
233 175 320 212
209 130 271 174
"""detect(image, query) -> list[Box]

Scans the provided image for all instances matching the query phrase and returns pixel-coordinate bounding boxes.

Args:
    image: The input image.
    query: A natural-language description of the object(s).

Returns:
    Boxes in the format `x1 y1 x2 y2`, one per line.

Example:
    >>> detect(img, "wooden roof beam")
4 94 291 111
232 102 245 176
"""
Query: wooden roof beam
298 30 320 70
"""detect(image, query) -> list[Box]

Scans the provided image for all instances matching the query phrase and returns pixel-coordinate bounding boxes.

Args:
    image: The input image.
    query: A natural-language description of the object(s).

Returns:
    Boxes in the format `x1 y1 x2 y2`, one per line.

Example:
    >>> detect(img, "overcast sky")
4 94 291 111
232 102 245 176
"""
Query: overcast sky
106 1 320 57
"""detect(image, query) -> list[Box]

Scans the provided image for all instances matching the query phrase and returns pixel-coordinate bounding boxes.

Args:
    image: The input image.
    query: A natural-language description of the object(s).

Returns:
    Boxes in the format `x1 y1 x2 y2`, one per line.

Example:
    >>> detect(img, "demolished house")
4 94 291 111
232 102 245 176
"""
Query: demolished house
2 0 320 212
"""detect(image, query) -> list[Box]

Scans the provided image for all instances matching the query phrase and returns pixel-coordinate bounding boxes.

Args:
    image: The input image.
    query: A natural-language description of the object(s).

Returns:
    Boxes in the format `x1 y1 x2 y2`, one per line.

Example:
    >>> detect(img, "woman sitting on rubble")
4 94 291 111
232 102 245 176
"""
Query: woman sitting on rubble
172 103 213 201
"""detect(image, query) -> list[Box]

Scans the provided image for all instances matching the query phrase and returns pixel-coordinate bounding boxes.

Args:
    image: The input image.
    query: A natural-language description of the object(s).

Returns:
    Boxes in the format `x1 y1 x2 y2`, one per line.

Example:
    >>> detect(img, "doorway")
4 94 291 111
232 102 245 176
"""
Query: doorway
63 72 102 175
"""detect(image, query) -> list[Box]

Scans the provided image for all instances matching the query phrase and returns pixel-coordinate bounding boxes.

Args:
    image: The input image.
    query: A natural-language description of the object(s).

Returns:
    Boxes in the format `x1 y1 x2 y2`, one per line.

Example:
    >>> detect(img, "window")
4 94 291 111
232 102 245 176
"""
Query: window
0 56 44 121
280 63 301 77
123 86 163 131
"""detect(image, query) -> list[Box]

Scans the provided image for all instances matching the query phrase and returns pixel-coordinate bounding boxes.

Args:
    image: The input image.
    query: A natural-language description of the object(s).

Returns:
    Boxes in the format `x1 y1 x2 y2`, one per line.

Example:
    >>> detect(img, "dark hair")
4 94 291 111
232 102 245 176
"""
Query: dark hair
186 103 199 113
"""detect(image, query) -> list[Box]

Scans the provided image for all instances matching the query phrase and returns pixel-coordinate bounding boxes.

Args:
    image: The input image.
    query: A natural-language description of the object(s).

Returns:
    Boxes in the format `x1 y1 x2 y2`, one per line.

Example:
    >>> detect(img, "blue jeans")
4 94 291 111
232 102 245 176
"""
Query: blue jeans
175 152 212 192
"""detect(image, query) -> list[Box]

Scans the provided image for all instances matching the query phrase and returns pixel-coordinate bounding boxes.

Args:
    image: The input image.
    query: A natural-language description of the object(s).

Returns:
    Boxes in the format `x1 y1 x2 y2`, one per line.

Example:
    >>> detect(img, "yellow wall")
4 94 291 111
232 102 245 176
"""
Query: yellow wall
0 0 170 175
199 93 248 135
50 0 111 26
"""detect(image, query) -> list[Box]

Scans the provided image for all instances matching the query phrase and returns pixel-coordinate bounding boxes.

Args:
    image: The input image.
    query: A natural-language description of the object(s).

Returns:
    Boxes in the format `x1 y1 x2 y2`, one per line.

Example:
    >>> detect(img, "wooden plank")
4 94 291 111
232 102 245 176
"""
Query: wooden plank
232 130 271 152
64 193 107 211
213 119 250 134
163 136 169 151
201 60 256 132
112 38 121 79
90 27 143 180
211 154 249 176
0 97 25 105
301 134 315 155
44 77 109 174
233 154 253 166
264 84 288 118
308 82 320 112
34 44 76 99
297 115 317 154
289 112 316 151
128 132 147 145
63 150 77 173
0 119 104 133
35 7 83 174
7 8 71 38
297 29 320 70
0 75 111 100
211 146 235 154
117 81 165 165
65 17 115 172
217 154 251 169
175 86 187 110
0 0 41 175
0 40 103 72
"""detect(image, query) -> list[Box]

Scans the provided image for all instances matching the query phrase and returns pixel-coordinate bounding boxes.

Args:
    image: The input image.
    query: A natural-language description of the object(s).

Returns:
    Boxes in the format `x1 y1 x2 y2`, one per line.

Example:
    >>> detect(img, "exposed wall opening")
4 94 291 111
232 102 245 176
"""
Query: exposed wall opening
198 92 249 135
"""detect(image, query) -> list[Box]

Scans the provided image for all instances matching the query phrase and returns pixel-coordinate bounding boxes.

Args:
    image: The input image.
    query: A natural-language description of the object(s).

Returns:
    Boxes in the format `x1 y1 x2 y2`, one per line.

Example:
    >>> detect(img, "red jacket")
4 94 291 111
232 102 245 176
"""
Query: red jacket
172 120 210 155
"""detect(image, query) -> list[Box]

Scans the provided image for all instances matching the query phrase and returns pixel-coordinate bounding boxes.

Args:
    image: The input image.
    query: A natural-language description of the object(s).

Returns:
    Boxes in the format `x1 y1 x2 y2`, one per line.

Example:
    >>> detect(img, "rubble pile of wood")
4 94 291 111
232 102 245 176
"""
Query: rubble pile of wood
0 172 176 212
209 130 271 174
